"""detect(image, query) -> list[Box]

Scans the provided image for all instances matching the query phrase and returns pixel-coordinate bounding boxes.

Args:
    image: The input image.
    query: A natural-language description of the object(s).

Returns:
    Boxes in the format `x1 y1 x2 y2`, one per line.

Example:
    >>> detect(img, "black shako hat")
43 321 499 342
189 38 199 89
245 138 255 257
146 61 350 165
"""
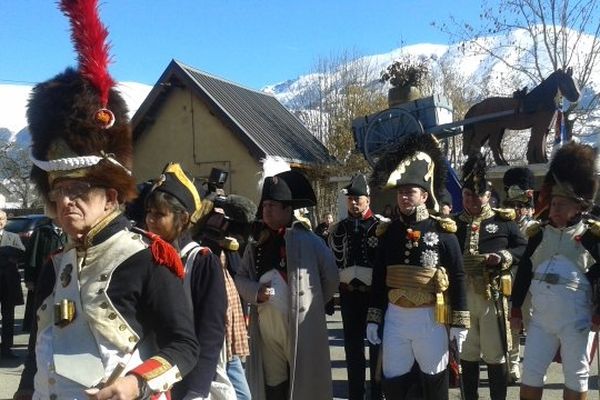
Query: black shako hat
370 133 447 211
150 163 203 223
503 167 535 207
342 174 370 197
462 153 492 196
260 170 316 209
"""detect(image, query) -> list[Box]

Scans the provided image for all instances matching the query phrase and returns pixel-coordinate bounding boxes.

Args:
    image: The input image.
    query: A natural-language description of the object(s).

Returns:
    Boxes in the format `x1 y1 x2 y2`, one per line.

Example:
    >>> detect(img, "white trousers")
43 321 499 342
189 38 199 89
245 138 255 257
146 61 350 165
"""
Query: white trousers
522 269 594 392
382 303 448 377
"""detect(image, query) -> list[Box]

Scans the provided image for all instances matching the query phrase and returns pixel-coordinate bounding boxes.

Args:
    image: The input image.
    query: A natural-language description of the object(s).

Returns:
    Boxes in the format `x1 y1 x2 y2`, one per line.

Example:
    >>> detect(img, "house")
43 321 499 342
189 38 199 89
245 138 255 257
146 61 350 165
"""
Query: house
132 59 334 203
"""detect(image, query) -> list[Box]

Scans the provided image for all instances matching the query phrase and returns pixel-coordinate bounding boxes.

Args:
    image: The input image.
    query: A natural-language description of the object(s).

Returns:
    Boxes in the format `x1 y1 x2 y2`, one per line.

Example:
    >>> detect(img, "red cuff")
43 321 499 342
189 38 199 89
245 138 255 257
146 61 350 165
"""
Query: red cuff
130 356 172 381
510 307 522 319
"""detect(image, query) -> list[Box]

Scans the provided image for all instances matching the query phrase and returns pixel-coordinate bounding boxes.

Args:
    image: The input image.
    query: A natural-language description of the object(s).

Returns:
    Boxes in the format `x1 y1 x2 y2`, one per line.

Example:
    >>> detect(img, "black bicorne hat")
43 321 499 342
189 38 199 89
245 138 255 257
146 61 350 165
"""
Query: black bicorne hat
370 133 447 211
462 154 492 196
503 167 535 207
342 174 370 197
260 170 316 210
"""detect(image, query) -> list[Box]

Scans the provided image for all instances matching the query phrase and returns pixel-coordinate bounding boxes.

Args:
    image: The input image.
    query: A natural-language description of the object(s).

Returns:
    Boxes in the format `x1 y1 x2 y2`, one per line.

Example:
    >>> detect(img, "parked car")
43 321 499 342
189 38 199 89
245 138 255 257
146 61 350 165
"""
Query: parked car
5 214 52 248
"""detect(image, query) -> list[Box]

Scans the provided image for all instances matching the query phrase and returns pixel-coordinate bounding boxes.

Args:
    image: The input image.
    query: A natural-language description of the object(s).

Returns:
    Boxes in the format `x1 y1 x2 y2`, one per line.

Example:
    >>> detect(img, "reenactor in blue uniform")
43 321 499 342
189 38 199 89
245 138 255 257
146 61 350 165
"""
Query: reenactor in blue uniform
328 174 382 400
455 155 527 400
366 134 470 400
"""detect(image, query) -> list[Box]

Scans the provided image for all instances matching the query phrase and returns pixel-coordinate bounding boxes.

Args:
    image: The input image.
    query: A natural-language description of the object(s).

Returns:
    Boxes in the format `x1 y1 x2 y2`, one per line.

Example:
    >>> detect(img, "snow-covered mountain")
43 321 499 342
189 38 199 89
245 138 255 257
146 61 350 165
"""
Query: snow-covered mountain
263 28 600 134
2 28 599 143
0 81 152 143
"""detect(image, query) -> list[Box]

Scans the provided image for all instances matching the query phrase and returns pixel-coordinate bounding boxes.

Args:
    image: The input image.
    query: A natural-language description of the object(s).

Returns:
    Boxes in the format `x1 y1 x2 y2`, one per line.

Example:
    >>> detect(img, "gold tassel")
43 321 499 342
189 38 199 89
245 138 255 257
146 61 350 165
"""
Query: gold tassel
501 274 512 297
435 292 448 324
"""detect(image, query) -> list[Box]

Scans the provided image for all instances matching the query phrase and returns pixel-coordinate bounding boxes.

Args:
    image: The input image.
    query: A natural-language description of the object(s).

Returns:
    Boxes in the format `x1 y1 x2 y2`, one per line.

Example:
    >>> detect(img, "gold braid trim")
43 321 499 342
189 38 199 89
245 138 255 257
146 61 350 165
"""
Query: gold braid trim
497 249 513 271
451 310 470 329
367 307 383 324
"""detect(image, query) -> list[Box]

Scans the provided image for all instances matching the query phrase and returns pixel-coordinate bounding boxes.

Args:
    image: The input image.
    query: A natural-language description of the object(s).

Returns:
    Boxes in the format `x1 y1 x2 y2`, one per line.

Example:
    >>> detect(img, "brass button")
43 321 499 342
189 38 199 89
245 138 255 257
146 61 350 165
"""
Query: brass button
299 307 306 313
404 251 410 256
48 377 56 385
41 303 47 310
129 336 137 343
404 258 410 263
108 313 117 320
299 291 305 296
99 274 109 281
100 302 109 309
119 324 127 331
132 234 141 240
97 289 105 295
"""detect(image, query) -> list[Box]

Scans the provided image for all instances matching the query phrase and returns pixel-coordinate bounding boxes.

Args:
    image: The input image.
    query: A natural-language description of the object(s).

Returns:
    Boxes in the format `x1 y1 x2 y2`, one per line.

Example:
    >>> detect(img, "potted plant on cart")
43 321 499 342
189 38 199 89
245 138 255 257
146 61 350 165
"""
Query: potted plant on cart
380 56 429 107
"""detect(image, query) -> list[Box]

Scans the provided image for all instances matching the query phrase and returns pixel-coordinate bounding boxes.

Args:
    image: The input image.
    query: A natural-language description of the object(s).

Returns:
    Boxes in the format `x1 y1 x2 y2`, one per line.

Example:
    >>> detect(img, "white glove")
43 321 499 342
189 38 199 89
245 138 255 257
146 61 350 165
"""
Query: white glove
449 327 468 353
366 323 381 345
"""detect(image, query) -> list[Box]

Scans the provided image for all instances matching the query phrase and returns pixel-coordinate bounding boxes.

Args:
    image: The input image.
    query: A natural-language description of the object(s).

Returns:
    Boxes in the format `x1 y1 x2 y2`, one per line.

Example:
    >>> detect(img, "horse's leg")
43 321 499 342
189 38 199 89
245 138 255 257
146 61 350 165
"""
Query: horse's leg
540 127 549 163
463 124 487 156
527 123 551 164
490 127 508 166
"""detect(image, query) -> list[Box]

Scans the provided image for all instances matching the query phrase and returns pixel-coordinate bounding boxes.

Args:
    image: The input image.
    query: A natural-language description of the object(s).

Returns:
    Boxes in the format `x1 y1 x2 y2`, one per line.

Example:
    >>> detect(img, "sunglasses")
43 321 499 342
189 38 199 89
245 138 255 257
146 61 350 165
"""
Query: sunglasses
48 181 97 202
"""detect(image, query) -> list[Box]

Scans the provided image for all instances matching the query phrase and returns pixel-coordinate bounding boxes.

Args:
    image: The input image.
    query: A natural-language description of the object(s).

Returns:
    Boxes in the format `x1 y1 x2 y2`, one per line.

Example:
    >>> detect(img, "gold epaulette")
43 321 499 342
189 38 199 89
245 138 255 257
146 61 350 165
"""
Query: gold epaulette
376 219 391 237
586 219 600 237
525 220 542 238
430 214 457 233
492 207 516 221
221 236 239 252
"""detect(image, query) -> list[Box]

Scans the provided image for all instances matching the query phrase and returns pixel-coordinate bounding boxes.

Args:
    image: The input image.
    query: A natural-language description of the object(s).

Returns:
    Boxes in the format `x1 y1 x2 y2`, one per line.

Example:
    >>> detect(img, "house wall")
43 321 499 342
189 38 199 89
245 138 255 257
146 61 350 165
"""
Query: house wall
133 87 262 203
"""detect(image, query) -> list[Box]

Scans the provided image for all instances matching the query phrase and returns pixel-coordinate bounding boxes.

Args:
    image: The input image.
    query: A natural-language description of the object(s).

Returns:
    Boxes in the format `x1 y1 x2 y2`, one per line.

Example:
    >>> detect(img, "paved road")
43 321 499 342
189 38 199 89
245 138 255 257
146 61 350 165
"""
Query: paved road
2 298 599 399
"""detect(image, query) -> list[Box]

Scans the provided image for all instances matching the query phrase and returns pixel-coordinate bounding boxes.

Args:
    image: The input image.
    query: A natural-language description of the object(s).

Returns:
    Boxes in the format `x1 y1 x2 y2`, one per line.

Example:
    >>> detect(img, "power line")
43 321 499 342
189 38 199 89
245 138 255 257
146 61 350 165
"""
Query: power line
0 78 38 85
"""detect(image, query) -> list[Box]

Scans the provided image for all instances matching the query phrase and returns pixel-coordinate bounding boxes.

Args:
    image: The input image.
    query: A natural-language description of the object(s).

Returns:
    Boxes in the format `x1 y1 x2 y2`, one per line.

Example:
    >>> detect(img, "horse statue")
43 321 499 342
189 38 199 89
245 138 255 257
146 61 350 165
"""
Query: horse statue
462 68 580 165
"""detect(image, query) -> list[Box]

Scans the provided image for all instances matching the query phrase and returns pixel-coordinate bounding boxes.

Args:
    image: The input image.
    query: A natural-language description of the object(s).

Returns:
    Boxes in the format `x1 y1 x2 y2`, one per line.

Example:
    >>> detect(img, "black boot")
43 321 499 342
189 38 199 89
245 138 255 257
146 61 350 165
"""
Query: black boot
382 372 413 400
460 360 480 400
422 369 449 400
265 380 289 400
487 363 508 400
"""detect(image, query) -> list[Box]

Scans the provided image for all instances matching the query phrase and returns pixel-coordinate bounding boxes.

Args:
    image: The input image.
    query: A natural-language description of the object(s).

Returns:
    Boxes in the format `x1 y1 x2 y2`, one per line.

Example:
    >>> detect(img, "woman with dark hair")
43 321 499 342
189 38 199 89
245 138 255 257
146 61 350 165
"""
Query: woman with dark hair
145 163 231 400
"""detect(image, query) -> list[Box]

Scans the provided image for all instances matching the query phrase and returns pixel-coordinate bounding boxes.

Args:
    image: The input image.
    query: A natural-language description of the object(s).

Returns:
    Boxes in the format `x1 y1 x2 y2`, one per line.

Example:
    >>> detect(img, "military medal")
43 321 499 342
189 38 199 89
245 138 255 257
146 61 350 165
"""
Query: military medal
485 224 499 233
60 263 73 288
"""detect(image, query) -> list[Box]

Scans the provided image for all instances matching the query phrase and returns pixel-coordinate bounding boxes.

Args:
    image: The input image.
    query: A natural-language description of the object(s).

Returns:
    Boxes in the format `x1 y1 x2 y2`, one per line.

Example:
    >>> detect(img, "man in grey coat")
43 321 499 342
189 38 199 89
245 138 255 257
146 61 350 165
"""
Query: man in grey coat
235 170 339 400
0 210 26 358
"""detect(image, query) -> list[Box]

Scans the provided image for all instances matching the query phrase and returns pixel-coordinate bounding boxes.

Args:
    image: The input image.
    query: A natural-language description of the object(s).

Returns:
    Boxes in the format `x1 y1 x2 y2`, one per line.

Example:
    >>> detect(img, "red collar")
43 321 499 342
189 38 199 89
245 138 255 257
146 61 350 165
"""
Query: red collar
348 208 373 220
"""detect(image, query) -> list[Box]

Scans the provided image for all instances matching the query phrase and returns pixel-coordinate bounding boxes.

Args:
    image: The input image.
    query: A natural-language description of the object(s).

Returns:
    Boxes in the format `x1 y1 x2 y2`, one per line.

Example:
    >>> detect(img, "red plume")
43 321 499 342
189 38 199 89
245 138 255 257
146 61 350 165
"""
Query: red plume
59 0 115 108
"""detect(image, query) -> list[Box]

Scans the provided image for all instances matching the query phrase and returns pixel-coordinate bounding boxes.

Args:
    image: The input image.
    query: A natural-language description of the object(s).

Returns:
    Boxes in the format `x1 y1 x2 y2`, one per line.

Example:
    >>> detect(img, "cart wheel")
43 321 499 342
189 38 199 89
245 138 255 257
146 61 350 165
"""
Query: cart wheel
363 108 424 166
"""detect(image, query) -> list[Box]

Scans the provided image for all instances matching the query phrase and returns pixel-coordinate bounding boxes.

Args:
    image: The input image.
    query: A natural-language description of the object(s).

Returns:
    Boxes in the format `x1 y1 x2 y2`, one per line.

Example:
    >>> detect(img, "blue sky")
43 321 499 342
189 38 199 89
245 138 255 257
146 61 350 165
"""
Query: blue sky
1 1 485 89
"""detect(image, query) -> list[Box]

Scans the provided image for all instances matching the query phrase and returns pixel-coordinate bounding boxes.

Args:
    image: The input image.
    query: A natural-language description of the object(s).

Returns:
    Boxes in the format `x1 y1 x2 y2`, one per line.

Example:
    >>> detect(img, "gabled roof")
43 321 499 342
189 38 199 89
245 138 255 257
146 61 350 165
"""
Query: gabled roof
132 60 334 166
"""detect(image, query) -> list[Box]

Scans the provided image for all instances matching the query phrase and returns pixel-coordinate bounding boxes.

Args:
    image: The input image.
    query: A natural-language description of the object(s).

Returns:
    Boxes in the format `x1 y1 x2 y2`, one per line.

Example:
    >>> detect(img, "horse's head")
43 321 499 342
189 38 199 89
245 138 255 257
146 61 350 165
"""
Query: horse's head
555 67 581 102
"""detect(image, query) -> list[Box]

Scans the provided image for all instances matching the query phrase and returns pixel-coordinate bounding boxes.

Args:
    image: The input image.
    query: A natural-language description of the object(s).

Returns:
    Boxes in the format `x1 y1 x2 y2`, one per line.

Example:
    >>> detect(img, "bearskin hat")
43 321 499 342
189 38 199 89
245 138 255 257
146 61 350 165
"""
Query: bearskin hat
539 142 598 209
461 153 492 196
370 133 447 211
503 167 535 207
28 0 136 208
